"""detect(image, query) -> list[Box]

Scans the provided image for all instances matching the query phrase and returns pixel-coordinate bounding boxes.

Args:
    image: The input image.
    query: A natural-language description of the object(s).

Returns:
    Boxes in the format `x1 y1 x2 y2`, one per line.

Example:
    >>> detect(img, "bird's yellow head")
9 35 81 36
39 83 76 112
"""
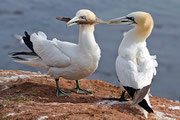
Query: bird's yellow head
56 9 105 27
108 11 153 27
108 11 154 39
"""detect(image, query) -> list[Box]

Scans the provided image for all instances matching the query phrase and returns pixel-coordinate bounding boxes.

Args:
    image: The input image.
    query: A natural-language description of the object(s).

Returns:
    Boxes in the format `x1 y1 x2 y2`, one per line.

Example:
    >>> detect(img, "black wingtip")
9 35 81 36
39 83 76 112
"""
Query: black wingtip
123 86 153 113
22 31 36 53
22 36 26 40
138 99 154 113
24 31 28 37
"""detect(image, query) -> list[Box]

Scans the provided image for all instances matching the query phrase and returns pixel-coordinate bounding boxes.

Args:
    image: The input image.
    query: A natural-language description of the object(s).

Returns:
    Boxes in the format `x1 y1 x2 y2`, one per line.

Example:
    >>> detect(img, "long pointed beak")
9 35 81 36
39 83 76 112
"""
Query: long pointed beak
66 16 80 27
108 16 137 25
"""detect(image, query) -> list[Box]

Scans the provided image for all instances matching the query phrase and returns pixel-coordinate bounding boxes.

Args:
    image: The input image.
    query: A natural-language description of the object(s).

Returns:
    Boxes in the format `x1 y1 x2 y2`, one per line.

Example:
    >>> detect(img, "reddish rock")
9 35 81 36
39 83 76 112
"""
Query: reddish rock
0 70 180 120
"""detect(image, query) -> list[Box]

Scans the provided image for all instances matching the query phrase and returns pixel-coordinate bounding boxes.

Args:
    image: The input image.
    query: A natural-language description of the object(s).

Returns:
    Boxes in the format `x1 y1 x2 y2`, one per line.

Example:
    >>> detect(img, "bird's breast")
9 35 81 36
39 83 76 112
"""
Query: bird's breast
59 47 101 80
77 47 101 75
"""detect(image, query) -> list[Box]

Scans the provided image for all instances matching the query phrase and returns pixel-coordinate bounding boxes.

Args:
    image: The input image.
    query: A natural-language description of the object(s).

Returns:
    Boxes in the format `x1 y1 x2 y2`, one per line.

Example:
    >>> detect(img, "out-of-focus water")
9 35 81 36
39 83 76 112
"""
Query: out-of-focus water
0 0 180 101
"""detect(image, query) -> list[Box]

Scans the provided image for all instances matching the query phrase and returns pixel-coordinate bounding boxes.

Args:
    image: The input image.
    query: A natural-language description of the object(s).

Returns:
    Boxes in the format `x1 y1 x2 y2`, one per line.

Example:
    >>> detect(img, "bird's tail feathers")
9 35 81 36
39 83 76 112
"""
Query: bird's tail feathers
8 51 48 70
9 51 37 57
9 52 33 61
8 51 38 60
14 57 49 71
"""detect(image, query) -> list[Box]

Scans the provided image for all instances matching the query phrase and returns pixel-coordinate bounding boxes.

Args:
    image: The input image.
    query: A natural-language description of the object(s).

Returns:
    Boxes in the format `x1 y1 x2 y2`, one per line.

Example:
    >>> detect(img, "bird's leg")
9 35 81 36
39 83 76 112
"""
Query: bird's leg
71 80 93 94
55 79 71 97
119 90 128 101
103 90 128 102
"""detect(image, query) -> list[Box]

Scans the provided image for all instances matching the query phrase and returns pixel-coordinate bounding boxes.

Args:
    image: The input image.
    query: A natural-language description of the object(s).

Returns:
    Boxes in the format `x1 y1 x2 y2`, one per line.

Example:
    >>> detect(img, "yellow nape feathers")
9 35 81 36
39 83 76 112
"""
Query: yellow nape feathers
130 12 154 39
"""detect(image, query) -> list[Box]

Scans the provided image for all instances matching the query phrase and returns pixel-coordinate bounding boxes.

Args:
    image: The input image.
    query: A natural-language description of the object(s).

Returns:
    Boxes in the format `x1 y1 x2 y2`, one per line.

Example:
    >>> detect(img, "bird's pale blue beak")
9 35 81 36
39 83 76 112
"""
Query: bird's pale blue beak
66 16 80 27
108 16 137 25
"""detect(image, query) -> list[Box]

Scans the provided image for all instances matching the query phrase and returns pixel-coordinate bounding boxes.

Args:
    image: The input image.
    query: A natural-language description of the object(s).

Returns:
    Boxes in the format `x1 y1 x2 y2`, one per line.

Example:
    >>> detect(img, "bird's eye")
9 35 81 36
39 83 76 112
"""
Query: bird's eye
127 17 135 21
80 16 86 19
131 17 135 21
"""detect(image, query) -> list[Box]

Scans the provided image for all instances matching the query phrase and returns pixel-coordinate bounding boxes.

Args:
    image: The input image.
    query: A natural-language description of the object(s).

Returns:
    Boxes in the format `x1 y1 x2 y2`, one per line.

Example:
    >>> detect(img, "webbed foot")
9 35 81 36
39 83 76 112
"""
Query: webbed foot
56 88 71 97
71 87 92 95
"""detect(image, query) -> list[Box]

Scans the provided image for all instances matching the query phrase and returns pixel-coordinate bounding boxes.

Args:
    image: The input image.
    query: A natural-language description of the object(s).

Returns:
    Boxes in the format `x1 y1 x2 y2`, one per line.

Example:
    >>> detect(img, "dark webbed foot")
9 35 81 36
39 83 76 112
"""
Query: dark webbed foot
71 80 93 95
55 78 71 97
103 90 128 102
71 87 92 94
56 88 71 97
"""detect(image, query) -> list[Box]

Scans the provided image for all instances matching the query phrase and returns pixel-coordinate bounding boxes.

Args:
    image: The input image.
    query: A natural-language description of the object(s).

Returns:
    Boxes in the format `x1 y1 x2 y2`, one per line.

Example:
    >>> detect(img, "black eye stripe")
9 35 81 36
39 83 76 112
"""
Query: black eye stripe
126 17 135 21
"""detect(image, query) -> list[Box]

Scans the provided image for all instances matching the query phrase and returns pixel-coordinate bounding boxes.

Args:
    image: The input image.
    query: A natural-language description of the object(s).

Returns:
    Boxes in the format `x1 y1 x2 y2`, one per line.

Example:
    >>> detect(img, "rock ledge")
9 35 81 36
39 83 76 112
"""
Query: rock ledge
0 70 180 120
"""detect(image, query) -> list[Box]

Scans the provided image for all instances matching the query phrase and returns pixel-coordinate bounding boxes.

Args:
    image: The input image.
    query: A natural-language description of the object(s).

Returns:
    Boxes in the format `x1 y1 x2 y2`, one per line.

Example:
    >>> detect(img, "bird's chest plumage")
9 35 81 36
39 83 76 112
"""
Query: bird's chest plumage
75 46 100 75
61 46 101 80
119 36 146 60
119 44 138 62
116 38 157 89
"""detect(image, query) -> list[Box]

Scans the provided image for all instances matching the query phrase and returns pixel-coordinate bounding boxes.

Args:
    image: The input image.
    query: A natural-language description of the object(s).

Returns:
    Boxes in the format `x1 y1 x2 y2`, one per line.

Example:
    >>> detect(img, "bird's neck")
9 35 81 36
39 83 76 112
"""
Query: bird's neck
119 24 153 56
78 25 98 51
127 23 153 42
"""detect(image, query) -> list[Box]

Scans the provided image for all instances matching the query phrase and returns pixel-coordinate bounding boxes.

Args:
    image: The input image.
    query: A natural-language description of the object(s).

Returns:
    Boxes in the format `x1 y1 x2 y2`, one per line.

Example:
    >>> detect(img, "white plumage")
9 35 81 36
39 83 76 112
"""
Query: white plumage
30 32 71 68
20 30 101 80
116 31 158 89
10 9 104 96
109 11 158 118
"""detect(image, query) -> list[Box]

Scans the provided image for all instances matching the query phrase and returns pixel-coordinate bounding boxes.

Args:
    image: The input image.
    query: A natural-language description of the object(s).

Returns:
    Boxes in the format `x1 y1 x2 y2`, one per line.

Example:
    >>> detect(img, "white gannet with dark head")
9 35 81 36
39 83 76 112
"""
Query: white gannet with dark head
108 12 158 118
9 9 105 97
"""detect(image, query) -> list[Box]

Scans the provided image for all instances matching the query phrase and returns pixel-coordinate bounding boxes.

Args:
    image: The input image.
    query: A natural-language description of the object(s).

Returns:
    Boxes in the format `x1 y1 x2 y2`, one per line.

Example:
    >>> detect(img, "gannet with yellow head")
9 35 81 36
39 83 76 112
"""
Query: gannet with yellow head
9 9 105 97
108 12 158 118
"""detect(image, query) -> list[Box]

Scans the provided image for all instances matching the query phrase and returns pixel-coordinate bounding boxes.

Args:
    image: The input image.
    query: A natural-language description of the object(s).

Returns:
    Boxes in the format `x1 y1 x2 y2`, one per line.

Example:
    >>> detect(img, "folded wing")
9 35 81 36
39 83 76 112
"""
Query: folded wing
116 49 158 89
30 31 71 68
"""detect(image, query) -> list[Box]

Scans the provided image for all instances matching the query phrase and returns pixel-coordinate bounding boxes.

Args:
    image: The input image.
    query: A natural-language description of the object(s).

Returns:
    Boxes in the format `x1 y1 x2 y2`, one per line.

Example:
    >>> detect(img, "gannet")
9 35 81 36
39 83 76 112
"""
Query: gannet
108 12 158 118
9 9 105 97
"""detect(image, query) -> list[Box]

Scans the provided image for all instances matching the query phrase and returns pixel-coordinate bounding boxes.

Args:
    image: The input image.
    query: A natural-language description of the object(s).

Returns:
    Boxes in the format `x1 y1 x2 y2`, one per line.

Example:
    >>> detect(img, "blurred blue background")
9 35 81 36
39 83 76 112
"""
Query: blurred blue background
0 0 180 101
